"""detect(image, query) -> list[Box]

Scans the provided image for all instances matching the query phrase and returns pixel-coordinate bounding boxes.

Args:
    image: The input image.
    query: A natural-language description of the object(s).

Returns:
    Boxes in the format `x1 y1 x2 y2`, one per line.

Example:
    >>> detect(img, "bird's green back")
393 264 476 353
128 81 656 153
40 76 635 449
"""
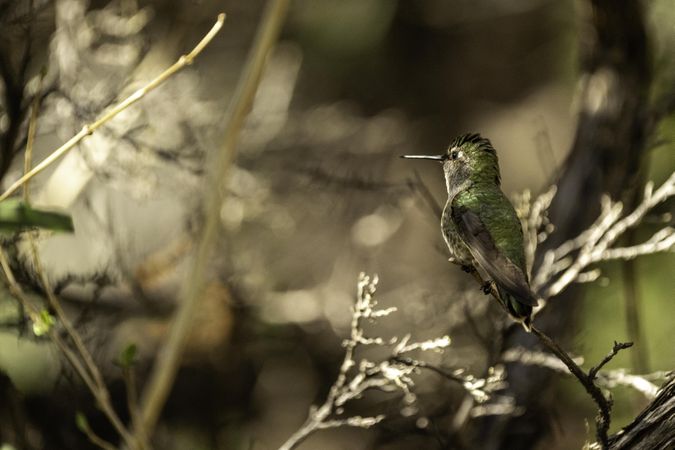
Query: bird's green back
452 185 526 271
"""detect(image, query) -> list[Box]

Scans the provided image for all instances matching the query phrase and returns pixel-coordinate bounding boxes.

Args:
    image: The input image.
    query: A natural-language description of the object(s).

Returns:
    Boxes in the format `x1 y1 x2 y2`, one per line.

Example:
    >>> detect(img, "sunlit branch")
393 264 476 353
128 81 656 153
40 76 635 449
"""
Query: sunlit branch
0 13 226 203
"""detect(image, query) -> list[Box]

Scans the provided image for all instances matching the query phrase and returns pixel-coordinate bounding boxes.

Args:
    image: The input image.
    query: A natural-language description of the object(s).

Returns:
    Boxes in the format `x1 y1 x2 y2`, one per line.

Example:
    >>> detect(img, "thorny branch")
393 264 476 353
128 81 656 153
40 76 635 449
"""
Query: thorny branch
455 261 634 448
589 342 635 381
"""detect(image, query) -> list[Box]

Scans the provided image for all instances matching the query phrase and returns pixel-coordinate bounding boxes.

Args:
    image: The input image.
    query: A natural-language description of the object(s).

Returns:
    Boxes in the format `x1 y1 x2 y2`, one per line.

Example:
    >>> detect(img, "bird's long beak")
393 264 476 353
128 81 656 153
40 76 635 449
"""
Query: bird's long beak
400 154 445 161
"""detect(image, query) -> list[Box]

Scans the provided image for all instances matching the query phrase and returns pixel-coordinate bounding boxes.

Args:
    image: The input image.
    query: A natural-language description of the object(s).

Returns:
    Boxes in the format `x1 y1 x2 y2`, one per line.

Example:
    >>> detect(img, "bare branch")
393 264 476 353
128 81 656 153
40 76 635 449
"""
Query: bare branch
531 326 633 449
394 357 506 404
533 172 674 297
605 375 675 450
503 346 664 400
0 13 226 203
137 2 287 440
589 342 634 380
0 244 136 449
595 370 666 400
278 273 453 450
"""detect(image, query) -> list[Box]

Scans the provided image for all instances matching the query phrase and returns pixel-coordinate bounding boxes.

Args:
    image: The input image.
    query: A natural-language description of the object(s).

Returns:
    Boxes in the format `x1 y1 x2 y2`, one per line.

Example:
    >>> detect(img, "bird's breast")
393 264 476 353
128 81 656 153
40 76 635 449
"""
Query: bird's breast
441 203 472 265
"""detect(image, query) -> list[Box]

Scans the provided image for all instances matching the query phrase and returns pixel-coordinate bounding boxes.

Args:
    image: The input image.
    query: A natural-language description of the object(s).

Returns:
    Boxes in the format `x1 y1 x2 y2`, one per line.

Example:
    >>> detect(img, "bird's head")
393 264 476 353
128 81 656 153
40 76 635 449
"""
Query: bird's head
401 133 501 189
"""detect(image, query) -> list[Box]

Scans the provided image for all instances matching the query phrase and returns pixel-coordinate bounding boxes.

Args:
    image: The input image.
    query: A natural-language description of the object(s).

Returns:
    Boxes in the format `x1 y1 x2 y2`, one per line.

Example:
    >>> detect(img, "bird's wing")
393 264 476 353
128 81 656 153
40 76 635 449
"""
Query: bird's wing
452 206 538 306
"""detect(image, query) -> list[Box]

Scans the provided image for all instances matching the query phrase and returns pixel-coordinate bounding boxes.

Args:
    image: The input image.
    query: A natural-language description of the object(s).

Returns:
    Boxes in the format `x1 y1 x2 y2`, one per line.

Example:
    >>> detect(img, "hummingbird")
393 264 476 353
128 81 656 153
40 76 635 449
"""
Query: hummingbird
402 133 538 330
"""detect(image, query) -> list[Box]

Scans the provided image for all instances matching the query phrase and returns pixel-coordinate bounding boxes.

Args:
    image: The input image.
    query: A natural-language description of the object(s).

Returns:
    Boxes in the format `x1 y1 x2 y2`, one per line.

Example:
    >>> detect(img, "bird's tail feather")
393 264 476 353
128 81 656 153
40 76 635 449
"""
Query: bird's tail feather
497 286 533 332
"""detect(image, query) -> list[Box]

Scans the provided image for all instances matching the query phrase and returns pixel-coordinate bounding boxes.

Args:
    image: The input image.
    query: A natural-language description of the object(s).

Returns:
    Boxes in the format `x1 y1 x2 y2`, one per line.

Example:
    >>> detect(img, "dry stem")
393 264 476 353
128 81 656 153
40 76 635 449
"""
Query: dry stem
22 69 44 203
531 327 631 449
278 273 453 450
0 13 226 203
0 245 133 449
534 173 674 297
136 0 289 440
9 72 139 448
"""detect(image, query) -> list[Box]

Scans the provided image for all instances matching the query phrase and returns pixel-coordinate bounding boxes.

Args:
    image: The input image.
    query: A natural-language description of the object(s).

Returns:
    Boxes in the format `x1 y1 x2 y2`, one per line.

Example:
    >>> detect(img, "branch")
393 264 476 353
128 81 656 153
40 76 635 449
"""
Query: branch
513 186 557 276
278 274 387 450
606 376 675 450
458 174 670 448
0 244 136 449
0 13 226 203
502 347 665 400
136 1 288 440
533 172 675 297
459 257 638 449
278 273 453 450
394 357 506 405
1 72 139 449
589 342 635 380
22 67 44 203
531 326 632 449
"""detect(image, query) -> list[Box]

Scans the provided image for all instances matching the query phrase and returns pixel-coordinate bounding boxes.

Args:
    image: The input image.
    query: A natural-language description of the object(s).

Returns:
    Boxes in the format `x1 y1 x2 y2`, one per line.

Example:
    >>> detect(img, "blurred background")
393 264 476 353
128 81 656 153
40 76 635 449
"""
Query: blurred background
0 0 673 449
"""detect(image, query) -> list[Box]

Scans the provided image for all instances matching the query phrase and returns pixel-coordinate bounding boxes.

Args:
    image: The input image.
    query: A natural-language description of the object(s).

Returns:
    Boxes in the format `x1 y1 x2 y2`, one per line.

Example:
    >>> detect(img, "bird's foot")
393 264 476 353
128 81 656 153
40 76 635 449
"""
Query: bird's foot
481 281 494 295
461 264 476 274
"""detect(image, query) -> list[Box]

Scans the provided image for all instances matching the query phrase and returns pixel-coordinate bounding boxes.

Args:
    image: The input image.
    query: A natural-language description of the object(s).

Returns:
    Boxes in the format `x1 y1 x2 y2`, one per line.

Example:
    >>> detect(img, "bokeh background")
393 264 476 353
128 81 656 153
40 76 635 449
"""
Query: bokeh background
0 0 673 449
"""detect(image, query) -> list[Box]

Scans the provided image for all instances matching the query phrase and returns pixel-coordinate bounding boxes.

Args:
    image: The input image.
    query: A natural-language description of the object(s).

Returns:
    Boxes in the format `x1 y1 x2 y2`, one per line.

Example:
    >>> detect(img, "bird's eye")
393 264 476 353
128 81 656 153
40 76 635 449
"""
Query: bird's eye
450 150 459 160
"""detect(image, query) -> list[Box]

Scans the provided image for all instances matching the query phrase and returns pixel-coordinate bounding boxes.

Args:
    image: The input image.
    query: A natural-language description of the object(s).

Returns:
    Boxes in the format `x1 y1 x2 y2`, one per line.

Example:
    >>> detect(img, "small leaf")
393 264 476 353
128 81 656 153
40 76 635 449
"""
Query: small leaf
32 309 55 336
0 199 74 232
75 412 90 432
117 343 138 368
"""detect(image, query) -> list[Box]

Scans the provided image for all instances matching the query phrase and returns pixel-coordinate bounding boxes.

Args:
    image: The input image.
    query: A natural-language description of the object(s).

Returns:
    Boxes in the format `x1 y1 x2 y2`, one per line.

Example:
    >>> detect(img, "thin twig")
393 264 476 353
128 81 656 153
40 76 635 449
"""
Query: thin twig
501 347 664 399
531 326 631 449
20 69 137 447
28 238 136 447
23 68 44 203
457 249 632 449
279 273 454 450
81 427 118 450
393 356 505 405
0 244 133 448
0 13 226 203
589 342 634 381
539 173 675 298
279 275 380 450
123 366 148 450
137 2 288 439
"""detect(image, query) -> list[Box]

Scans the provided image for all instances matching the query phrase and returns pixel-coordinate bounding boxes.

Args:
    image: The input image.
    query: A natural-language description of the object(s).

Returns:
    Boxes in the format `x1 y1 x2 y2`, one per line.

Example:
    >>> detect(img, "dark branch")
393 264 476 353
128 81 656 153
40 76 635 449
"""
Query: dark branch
589 341 634 381
530 327 632 449
607 375 675 450
460 262 634 449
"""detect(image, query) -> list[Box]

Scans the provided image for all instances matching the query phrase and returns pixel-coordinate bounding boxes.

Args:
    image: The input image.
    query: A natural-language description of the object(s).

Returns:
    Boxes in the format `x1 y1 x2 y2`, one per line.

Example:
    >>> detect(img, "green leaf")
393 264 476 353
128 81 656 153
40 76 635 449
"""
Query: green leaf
0 199 74 232
116 343 138 368
75 412 90 432
32 309 55 336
